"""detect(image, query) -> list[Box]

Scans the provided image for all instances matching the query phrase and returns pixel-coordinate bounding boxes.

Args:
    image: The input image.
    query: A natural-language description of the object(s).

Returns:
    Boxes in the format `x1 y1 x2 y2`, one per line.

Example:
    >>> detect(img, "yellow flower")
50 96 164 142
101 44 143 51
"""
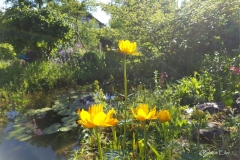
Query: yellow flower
131 104 158 121
77 104 118 128
118 40 139 56
158 110 171 123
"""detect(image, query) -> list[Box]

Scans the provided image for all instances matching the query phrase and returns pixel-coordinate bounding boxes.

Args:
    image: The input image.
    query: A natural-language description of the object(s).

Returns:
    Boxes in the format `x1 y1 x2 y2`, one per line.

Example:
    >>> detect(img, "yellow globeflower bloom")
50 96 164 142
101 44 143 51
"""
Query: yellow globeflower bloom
77 104 118 128
131 104 158 121
118 40 139 56
158 110 171 123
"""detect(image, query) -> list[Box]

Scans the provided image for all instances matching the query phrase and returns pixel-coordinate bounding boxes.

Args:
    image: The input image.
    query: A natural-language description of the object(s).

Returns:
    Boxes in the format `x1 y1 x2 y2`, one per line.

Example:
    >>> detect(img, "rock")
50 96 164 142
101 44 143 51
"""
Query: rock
192 128 230 144
196 102 225 114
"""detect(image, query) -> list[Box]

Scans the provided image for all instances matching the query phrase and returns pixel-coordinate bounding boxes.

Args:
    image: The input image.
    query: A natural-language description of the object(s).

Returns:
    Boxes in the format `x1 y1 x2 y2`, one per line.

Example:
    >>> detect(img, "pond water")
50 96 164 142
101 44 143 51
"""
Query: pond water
0 88 116 160
0 110 80 160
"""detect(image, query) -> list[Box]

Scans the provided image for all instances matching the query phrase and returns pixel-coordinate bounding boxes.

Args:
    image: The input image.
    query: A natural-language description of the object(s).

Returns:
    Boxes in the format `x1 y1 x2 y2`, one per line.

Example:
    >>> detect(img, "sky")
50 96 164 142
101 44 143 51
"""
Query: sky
91 0 111 24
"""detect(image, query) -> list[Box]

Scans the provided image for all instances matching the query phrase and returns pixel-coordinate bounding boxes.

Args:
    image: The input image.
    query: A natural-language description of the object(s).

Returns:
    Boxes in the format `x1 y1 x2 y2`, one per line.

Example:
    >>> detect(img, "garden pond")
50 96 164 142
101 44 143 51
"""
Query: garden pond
0 89 101 160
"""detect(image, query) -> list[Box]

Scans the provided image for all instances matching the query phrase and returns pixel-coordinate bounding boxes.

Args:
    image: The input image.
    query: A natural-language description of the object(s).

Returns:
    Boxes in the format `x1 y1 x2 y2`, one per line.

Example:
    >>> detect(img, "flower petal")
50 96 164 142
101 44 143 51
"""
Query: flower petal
93 112 107 127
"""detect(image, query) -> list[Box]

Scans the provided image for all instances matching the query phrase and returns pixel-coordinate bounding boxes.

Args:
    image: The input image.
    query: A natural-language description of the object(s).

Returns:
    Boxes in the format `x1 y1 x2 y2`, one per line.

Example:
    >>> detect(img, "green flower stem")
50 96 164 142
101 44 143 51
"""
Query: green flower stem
123 54 127 151
143 120 147 160
197 119 200 160
94 127 103 160
112 127 118 150
163 123 167 159
132 132 136 152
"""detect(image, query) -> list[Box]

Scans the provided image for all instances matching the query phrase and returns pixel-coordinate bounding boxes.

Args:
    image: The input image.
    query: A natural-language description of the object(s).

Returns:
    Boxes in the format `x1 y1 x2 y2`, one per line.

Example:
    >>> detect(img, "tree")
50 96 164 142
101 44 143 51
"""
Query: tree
4 0 60 9
0 5 74 55
101 0 240 77
50 0 101 50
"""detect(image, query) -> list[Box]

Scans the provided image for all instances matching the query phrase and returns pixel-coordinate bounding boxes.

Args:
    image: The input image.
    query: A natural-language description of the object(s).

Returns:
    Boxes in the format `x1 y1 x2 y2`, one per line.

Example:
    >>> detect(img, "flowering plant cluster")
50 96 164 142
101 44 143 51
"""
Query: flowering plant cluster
76 40 171 159
131 104 171 122
77 103 171 128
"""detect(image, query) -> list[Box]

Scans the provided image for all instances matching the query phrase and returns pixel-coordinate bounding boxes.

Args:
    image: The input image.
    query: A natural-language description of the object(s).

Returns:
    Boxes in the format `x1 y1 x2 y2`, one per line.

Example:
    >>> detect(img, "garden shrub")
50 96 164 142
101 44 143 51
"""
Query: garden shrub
0 43 16 60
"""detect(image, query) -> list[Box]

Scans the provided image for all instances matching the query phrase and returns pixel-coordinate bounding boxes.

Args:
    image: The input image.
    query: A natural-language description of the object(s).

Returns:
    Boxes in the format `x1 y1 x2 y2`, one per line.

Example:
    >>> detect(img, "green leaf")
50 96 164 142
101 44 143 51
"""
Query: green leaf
43 123 61 134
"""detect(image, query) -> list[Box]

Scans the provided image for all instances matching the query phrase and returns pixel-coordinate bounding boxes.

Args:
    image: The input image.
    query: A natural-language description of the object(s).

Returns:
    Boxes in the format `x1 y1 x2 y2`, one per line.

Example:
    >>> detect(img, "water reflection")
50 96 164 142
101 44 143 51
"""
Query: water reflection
0 111 81 160
0 139 65 160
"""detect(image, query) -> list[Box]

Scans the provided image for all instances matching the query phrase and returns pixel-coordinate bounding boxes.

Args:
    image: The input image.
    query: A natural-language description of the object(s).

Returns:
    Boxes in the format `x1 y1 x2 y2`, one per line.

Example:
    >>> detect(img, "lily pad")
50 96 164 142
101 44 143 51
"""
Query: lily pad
7 127 26 136
52 101 70 112
14 116 29 123
59 123 78 132
43 123 61 134
15 133 32 141
57 109 73 116
24 109 38 117
61 114 78 123
37 107 52 113
5 130 25 140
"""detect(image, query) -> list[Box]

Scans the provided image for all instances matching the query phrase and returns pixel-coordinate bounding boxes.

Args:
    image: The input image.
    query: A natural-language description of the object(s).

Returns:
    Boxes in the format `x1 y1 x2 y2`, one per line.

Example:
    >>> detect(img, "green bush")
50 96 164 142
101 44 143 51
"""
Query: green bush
0 43 16 60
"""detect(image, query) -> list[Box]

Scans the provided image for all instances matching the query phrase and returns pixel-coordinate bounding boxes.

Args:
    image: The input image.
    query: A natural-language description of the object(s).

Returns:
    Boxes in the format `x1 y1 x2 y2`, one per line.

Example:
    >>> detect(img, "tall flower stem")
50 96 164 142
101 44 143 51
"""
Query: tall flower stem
123 54 127 151
163 123 167 159
94 127 103 160
143 120 147 160
197 119 200 160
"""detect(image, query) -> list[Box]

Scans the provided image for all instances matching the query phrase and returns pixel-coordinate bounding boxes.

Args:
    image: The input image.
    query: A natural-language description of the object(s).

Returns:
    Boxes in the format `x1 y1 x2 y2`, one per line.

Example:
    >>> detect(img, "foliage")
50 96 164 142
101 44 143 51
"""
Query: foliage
0 43 16 60
0 5 73 54
101 0 240 77
201 52 240 101
4 0 60 9
78 19 102 51
0 0 240 159
0 60 77 100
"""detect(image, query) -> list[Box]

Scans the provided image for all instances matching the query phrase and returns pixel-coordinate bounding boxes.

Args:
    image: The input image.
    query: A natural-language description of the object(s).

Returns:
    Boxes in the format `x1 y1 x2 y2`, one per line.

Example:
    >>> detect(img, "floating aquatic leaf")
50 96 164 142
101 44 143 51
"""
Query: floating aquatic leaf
5 130 24 140
52 101 70 112
14 116 28 123
15 133 32 141
59 126 73 132
25 109 37 117
24 107 52 117
61 114 78 123
37 107 52 112
24 123 38 130
7 127 26 136
69 103 78 110
43 123 61 134
57 109 73 116
59 123 78 132
25 129 33 134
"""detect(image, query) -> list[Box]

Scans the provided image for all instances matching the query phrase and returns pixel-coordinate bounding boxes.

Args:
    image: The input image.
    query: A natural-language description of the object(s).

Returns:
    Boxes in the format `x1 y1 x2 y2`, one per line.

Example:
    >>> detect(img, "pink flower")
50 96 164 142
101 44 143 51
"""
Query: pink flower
230 66 240 75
